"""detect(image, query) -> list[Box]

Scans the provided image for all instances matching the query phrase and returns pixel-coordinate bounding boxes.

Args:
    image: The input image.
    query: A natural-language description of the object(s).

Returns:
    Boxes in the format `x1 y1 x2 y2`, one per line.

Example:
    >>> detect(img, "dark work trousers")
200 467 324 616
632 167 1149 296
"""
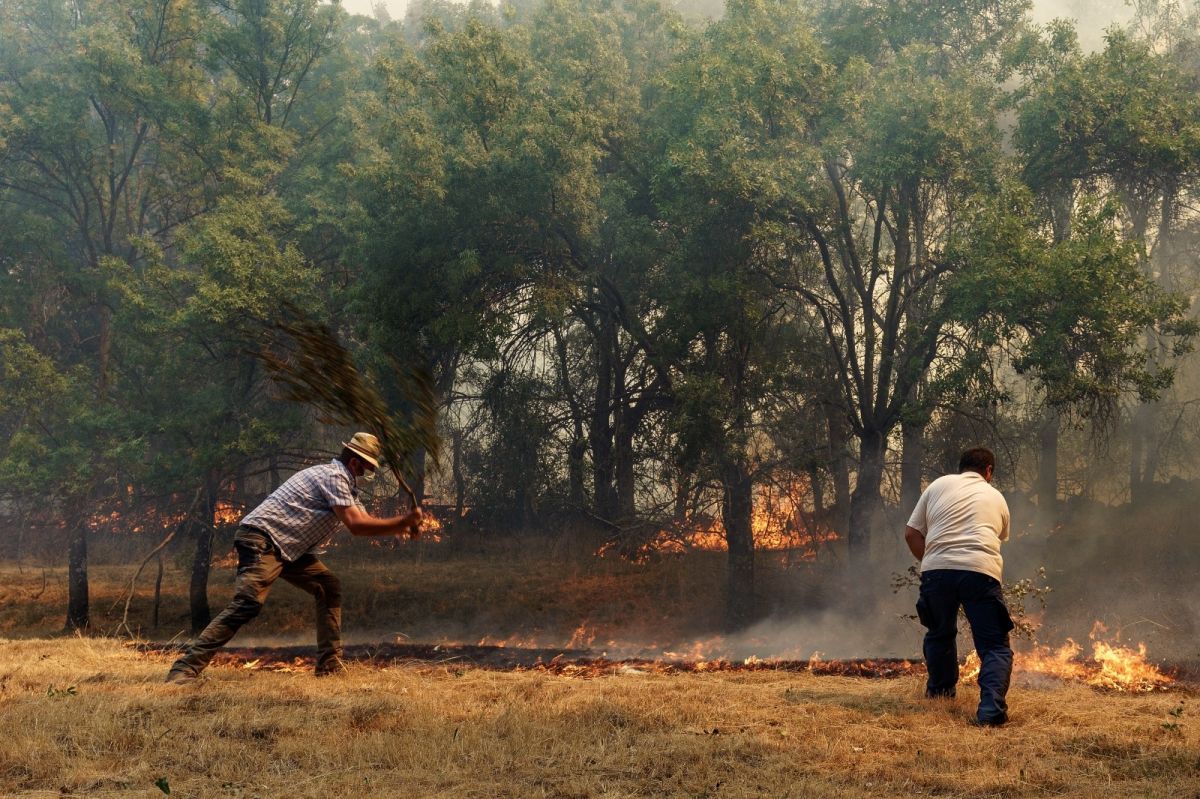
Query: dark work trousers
169 526 343 677
917 568 1014 724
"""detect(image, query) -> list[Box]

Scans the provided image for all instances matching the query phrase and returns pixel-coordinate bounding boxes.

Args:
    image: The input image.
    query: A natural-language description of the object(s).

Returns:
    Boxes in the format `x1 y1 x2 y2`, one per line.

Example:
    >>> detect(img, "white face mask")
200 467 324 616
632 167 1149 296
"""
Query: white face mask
359 465 377 483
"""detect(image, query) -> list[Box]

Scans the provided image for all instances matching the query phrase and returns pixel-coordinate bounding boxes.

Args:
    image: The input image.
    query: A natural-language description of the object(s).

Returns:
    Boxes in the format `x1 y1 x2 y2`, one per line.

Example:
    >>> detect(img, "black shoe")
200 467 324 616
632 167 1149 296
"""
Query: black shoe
314 656 348 677
970 714 1008 727
164 668 198 685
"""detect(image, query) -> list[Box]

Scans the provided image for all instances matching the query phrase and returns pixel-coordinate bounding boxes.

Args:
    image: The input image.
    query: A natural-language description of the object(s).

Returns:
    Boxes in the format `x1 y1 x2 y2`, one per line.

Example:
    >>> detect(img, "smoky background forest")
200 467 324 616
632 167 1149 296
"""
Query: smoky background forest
2 0 1200 662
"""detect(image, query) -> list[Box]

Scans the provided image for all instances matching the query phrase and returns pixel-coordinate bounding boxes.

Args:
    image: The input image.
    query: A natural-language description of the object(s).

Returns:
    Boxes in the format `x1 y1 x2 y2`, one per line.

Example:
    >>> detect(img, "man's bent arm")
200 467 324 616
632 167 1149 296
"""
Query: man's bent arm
904 525 926 561
334 504 422 537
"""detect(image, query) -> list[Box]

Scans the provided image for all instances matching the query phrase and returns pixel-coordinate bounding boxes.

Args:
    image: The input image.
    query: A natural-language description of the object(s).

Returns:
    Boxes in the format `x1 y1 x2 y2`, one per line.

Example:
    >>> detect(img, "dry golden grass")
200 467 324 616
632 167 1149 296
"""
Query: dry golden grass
1 637 1197 799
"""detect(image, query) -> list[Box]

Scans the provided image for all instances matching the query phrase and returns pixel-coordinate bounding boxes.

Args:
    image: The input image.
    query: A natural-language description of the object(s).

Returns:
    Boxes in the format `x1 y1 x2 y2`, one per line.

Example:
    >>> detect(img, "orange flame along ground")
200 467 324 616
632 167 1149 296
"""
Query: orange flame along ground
86 499 246 535
960 621 1172 693
597 479 839 561
147 617 1180 690
464 619 1175 690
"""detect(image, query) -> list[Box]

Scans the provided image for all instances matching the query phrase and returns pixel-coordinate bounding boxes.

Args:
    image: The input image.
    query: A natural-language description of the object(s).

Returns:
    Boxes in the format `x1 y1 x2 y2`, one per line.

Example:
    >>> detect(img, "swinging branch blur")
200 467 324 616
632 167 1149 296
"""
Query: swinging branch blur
257 306 442 511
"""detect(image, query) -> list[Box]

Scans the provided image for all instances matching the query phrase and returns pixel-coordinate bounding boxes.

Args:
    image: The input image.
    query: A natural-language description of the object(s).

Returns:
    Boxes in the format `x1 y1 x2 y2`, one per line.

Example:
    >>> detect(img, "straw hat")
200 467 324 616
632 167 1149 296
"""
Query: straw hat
342 432 382 469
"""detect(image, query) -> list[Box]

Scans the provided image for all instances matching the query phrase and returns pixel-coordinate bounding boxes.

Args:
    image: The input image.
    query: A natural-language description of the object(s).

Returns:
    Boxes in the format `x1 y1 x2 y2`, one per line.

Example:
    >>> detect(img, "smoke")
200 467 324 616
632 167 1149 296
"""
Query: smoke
341 0 407 18
697 601 924 661
348 0 1138 46
1029 0 1135 50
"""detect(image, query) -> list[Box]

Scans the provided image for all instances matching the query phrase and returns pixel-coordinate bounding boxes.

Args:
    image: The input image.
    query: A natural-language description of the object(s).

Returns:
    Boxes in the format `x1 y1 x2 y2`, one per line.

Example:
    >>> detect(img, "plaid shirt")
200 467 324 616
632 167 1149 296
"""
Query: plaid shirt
241 459 365 561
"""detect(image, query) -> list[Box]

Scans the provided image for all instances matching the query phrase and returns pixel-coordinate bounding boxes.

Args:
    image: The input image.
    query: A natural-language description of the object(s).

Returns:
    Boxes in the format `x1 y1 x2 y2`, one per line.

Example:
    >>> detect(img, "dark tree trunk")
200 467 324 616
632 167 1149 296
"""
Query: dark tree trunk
153 551 164 630
721 459 755 630
568 436 587 509
900 419 924 514
849 428 886 571
614 417 636 521
673 472 691 524
413 447 427 505
590 317 616 519
1129 401 1159 506
452 429 467 520
827 411 852 536
808 464 825 516
1141 401 1164 497
65 516 89 632
189 481 219 633
1037 411 1059 521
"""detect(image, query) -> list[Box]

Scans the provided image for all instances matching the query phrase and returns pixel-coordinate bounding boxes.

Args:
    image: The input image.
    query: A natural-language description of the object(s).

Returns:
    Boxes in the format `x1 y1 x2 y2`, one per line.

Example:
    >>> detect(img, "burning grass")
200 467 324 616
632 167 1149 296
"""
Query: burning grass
1 637 1197 799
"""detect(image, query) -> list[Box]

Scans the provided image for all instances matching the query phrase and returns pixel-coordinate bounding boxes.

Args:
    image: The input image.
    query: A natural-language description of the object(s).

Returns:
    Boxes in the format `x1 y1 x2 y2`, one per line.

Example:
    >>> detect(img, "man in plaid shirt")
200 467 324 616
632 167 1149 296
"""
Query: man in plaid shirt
166 432 422 683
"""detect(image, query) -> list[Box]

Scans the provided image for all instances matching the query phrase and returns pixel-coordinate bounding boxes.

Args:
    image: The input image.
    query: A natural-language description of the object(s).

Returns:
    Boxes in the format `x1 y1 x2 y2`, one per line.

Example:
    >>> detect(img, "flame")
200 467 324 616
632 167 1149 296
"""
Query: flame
85 496 246 535
413 511 444 543
958 622 1171 693
565 624 598 649
213 501 244 526
598 479 839 560
474 633 544 648
145 626 1174 686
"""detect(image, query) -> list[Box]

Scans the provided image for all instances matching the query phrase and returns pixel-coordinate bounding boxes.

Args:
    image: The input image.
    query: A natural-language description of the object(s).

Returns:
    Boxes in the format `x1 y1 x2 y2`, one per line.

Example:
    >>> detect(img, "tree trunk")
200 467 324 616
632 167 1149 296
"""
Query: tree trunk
721 459 755 630
153 550 164 630
827 410 852 536
412 448 427 505
849 428 886 571
568 436 587 510
1129 401 1158 506
808 464 825 516
65 516 89 632
614 416 636 521
590 317 616 519
900 419 924 514
1037 410 1059 521
673 471 691 524
189 481 219 633
452 429 467 520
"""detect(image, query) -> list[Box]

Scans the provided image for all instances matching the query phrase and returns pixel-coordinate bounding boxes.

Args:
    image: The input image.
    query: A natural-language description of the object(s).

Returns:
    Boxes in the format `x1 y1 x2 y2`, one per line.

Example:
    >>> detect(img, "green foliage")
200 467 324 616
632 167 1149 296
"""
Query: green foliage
1018 30 1200 199
2 0 1199 603
950 188 1197 421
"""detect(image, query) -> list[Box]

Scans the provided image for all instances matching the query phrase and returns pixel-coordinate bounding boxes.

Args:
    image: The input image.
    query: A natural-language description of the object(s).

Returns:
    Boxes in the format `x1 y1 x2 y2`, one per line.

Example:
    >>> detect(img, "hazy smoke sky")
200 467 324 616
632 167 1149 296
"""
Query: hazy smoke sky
343 0 1136 48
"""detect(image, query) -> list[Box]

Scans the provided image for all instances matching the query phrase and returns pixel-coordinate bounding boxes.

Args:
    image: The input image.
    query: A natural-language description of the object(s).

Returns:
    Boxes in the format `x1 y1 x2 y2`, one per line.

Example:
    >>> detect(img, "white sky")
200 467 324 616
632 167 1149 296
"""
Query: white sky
341 0 409 19
1029 0 1135 50
338 0 1136 51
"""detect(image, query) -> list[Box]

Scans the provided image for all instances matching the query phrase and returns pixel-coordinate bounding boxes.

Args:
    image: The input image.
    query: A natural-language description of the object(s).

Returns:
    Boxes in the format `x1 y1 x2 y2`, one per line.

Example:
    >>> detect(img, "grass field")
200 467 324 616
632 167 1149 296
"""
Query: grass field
0 546 826 648
1 637 1197 798
3 536 1198 798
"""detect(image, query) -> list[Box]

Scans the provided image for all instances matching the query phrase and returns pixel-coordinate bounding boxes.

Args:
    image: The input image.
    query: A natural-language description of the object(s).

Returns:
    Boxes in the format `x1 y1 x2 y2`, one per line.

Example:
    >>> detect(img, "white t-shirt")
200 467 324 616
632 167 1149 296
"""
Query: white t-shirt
906 471 1010 582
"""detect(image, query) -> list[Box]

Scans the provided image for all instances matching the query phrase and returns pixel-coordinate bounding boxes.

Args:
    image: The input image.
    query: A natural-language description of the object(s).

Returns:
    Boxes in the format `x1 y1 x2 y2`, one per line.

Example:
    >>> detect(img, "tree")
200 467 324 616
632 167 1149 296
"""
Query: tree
627 0 829 622
0 0 211 628
1016 27 1200 506
766 0 1034 570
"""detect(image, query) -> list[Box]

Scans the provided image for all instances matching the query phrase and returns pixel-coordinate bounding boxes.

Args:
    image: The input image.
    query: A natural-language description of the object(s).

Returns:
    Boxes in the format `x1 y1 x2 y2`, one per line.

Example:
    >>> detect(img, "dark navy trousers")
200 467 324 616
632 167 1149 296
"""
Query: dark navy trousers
916 568 1014 724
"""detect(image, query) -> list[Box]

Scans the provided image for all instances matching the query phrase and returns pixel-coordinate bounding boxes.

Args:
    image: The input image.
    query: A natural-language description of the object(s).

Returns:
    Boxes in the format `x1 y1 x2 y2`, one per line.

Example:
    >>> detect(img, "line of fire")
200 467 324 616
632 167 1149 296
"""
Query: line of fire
69 468 1186 696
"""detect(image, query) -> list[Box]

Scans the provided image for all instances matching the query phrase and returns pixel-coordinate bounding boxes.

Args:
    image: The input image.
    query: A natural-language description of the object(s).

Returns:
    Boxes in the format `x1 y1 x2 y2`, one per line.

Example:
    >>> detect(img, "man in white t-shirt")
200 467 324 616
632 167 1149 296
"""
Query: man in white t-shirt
904 447 1013 726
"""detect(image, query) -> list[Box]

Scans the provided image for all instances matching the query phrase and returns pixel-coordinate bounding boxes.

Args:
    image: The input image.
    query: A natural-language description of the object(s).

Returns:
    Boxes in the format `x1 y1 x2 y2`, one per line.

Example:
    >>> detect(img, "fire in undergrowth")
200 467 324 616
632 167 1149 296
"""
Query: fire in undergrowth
597 478 839 560
469 621 1174 691
86 497 245 534
961 622 1173 693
